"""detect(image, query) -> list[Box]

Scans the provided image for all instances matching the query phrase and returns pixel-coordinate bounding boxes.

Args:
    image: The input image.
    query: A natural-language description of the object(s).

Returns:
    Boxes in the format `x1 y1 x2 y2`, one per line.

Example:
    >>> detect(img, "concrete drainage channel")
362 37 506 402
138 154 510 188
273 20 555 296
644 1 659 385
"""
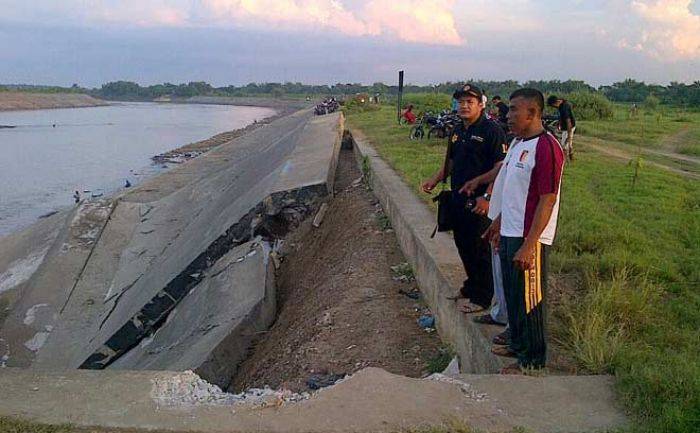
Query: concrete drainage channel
0 113 629 432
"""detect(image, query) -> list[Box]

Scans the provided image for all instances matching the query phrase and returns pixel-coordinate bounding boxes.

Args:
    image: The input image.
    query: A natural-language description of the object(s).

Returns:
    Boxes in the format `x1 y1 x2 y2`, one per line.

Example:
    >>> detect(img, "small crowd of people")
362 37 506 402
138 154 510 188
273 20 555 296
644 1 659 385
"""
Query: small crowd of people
315 97 340 115
421 84 574 374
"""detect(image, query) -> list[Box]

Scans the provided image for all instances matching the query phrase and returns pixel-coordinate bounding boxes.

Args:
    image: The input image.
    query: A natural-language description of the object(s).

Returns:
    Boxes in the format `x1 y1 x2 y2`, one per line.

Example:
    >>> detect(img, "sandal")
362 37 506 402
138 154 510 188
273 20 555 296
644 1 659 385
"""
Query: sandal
472 314 505 326
492 329 510 345
499 362 523 375
491 345 517 358
458 301 485 314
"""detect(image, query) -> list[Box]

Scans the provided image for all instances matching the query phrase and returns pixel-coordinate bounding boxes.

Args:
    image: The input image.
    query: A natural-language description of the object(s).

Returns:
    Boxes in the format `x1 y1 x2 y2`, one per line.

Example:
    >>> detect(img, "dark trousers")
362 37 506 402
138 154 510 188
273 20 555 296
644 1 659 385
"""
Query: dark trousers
451 202 493 307
500 236 547 368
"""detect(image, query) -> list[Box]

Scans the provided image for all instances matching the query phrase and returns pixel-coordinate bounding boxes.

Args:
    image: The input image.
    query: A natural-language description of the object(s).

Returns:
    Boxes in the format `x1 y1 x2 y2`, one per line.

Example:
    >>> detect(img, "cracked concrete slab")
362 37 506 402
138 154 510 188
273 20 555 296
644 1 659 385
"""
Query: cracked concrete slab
0 109 342 370
0 199 114 367
110 240 276 388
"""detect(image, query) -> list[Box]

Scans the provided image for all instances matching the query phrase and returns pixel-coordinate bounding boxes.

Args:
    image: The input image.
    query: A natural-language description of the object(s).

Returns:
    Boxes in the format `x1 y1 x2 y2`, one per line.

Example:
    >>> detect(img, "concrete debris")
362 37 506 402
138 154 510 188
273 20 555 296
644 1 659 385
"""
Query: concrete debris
442 356 460 376
424 373 489 402
312 203 329 227
270 251 281 269
151 370 310 408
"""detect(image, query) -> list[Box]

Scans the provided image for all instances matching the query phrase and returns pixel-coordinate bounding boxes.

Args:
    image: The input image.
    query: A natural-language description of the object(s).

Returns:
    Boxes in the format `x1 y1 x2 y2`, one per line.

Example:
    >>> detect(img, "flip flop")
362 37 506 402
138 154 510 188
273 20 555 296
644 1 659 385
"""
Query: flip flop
492 329 510 345
491 345 517 358
472 314 505 326
499 362 523 375
458 302 485 314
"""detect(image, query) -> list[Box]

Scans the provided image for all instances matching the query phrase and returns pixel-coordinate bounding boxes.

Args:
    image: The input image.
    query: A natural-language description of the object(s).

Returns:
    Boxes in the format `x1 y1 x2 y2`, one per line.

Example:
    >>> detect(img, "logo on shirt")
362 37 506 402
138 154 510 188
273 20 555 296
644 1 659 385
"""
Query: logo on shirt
515 149 529 169
470 135 484 142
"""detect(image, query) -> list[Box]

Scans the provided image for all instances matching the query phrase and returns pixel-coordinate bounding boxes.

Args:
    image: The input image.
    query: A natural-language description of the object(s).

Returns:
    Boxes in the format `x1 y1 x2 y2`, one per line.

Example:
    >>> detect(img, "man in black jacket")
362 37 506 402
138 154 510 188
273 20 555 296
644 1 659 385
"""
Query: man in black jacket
422 84 508 312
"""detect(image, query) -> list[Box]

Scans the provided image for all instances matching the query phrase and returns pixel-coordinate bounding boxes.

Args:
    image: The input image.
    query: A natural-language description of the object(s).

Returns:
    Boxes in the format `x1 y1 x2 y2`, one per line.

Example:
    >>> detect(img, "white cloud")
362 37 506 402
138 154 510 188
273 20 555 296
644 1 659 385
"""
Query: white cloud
620 0 700 60
201 0 463 45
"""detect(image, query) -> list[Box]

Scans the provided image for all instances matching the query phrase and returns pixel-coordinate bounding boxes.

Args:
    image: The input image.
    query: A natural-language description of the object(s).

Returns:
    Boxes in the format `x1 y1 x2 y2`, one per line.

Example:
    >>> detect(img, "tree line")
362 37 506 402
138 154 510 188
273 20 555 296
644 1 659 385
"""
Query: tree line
2 79 699 107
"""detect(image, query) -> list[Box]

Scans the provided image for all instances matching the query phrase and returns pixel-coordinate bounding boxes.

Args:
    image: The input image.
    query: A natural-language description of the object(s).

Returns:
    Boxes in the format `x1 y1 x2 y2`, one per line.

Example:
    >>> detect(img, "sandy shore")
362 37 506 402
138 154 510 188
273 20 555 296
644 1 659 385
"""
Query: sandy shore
0 92 107 111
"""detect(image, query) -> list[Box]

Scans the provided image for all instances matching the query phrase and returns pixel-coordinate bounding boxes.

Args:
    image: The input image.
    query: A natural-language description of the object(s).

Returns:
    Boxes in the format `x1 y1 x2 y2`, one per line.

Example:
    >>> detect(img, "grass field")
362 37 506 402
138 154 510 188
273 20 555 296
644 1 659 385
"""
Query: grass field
345 102 700 433
576 105 700 157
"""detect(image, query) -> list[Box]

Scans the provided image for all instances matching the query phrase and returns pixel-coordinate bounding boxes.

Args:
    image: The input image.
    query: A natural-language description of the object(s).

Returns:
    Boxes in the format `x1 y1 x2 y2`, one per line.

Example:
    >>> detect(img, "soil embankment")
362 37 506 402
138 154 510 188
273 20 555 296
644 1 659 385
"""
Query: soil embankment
0 92 107 111
231 148 443 392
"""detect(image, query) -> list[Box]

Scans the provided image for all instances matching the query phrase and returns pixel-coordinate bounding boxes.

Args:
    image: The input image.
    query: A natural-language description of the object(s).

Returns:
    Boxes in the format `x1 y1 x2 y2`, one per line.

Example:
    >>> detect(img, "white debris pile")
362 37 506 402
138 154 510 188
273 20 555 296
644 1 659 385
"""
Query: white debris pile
425 373 489 402
151 370 310 408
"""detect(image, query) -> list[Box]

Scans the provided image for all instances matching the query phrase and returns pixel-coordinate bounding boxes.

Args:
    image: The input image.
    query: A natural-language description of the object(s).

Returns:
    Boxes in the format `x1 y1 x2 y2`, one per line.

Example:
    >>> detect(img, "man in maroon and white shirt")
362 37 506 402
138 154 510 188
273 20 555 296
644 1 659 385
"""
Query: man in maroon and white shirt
484 88 565 373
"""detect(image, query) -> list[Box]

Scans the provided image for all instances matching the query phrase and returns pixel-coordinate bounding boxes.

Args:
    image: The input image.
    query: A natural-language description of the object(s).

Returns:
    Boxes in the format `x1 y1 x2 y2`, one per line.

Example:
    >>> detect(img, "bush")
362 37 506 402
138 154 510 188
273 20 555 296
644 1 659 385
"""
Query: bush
643 94 660 112
401 93 452 114
562 91 614 120
342 98 379 114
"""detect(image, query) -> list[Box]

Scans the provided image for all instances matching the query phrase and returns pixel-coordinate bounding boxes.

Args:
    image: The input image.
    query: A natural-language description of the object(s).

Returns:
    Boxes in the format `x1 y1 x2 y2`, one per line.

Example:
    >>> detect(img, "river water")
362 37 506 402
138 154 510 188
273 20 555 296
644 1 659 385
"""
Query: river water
0 102 276 237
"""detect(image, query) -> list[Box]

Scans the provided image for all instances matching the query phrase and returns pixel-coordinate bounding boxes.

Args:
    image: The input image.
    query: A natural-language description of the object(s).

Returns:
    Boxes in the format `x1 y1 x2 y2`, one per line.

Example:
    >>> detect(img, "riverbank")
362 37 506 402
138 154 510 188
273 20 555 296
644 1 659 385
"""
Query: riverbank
0 92 108 111
152 98 309 163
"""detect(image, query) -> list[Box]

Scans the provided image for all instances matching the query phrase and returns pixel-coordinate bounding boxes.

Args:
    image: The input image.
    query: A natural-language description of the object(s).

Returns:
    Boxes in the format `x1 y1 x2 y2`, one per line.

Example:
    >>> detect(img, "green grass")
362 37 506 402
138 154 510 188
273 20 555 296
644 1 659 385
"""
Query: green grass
346 102 700 433
0 417 74 433
576 105 700 156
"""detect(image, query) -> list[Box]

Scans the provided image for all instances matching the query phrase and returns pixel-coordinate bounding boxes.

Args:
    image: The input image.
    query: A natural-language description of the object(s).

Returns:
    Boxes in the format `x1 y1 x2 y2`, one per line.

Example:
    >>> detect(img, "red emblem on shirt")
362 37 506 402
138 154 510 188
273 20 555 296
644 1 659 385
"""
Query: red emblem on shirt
519 150 529 162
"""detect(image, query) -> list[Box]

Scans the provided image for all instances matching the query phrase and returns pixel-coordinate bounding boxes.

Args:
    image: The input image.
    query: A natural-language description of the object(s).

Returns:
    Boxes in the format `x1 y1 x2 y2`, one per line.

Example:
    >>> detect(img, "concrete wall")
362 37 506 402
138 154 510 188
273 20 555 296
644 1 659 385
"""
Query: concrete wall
348 128 507 373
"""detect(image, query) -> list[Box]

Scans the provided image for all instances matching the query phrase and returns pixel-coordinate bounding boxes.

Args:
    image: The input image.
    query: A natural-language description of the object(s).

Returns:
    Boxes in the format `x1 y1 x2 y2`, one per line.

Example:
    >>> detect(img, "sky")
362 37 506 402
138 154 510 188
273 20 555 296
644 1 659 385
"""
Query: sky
0 0 698 87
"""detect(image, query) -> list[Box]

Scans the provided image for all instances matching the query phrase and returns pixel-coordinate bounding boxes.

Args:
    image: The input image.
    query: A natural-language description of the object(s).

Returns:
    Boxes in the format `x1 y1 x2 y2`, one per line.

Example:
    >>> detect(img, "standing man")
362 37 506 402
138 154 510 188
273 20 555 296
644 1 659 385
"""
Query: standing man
547 95 576 161
422 84 508 313
484 88 565 373
492 96 509 130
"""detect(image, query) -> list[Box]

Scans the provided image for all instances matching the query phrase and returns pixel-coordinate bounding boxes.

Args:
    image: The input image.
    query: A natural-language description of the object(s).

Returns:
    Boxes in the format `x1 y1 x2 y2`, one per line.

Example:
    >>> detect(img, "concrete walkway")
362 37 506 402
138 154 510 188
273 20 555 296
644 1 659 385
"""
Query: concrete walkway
0 367 627 433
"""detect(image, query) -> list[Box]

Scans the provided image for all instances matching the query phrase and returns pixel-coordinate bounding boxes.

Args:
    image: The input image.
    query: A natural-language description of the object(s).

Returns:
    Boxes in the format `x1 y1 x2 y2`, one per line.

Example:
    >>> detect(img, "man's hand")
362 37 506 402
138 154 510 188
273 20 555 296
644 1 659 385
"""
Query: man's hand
421 179 438 193
513 241 537 271
482 218 501 251
471 196 489 216
458 178 480 196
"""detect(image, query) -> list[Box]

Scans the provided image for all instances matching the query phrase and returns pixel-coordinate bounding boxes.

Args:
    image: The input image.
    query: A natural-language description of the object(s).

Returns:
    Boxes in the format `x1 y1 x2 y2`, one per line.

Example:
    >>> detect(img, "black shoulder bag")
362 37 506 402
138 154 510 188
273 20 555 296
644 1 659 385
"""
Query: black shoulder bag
430 138 454 238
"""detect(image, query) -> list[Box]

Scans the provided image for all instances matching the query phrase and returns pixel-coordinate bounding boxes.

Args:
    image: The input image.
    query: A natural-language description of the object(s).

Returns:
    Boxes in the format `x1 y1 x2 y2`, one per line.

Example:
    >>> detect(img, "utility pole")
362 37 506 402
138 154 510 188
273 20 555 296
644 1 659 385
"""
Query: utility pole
397 70 404 124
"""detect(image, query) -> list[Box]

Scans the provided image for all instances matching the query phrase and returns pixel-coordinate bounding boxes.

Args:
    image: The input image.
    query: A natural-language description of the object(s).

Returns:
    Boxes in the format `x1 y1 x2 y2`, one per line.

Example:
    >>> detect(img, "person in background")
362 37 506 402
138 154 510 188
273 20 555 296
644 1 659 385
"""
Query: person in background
484 88 565 373
402 104 417 124
422 84 507 313
73 190 81 204
547 95 576 161
492 96 509 129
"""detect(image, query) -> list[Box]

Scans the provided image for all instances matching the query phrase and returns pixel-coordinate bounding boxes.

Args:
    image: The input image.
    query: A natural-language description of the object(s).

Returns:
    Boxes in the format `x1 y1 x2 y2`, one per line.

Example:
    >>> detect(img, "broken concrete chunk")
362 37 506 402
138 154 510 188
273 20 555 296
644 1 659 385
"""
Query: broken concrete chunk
312 203 329 227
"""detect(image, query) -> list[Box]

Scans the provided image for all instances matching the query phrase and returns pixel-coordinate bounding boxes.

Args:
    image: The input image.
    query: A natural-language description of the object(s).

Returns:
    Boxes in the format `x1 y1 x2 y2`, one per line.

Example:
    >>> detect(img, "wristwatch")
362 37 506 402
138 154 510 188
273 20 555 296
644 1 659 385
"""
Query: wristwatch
482 193 491 201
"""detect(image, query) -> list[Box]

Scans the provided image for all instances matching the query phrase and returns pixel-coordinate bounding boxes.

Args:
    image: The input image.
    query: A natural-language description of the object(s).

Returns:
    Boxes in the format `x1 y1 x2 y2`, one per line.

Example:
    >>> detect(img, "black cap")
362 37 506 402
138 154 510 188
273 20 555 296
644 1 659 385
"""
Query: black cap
453 83 484 100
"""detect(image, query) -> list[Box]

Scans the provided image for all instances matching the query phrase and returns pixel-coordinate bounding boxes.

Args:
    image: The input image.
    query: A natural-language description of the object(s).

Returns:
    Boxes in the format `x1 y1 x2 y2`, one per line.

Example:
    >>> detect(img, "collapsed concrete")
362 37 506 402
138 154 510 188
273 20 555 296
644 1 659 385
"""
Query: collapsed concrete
110 239 276 388
0 109 343 375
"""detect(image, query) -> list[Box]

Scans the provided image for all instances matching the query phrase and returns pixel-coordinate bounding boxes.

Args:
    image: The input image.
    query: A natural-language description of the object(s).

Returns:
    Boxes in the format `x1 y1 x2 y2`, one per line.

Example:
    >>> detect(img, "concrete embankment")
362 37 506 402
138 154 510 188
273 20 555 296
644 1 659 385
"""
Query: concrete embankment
0 108 342 384
0 92 107 111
